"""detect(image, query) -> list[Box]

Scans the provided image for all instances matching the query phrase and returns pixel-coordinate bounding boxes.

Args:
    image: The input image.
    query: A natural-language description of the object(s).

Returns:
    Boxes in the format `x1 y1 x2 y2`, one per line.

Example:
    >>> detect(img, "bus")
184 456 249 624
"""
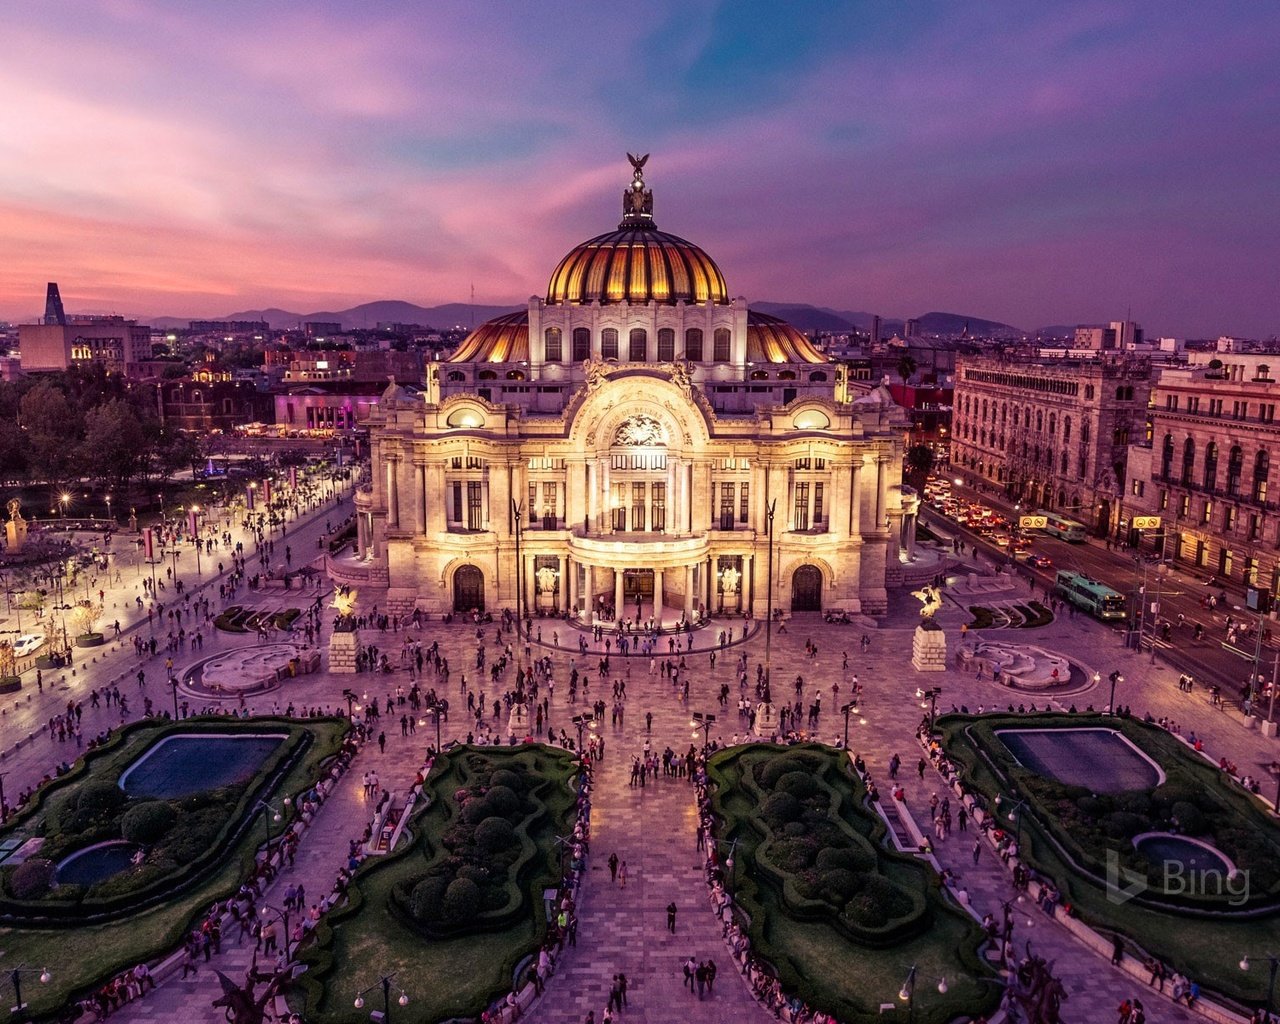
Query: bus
1054 570 1127 621
1038 510 1087 542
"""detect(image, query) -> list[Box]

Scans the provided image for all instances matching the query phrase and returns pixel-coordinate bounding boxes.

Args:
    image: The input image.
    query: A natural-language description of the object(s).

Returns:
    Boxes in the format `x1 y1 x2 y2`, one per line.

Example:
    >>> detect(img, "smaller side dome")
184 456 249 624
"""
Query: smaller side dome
746 311 828 364
449 312 529 363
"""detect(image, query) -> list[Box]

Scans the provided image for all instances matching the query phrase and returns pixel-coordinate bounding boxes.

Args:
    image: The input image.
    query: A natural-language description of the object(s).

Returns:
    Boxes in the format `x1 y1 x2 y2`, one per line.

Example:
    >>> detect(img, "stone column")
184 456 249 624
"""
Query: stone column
614 568 624 616
357 513 368 558
415 463 427 534
856 454 873 536
743 553 753 614
906 512 918 560
684 565 695 615
427 465 447 534
567 557 577 611
559 555 568 611
387 459 400 529
654 568 664 620
587 564 596 616
876 456 888 530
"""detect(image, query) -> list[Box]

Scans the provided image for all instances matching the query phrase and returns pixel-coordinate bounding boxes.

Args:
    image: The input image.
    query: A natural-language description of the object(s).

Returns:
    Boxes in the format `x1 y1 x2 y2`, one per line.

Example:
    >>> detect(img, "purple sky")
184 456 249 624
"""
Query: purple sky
2 1 1278 336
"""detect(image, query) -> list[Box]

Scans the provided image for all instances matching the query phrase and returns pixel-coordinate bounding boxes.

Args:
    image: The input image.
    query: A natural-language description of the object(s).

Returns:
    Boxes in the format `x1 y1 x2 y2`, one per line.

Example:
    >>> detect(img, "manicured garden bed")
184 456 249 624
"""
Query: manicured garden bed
297 745 578 1022
707 744 996 1023
0 716 347 1017
940 713 1280 1005
214 605 302 633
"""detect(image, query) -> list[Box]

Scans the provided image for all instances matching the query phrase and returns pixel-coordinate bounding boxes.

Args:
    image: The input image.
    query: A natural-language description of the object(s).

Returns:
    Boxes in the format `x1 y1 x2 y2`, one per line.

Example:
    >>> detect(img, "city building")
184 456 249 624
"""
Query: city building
950 353 1152 534
1073 320 1144 351
1126 353 1280 597
339 158 914 618
17 283 152 374
156 373 276 430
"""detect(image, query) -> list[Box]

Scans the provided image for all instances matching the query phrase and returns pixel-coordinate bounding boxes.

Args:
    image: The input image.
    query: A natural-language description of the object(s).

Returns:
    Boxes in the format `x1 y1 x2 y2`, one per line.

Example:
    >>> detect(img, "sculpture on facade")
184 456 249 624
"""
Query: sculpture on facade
614 415 665 447
720 567 741 596
535 565 559 594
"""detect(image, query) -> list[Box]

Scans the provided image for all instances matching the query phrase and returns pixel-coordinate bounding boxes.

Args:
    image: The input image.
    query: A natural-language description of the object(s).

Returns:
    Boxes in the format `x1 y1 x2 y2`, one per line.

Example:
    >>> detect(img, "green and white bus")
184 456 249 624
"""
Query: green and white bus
1039 510 1087 542
1054 570 1127 621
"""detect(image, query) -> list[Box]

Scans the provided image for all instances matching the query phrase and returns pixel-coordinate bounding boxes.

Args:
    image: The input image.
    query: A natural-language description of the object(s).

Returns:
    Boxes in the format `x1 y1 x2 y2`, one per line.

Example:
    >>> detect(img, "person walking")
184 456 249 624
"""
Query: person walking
619 860 628 887
608 852 619 882
666 901 678 932
972 838 982 866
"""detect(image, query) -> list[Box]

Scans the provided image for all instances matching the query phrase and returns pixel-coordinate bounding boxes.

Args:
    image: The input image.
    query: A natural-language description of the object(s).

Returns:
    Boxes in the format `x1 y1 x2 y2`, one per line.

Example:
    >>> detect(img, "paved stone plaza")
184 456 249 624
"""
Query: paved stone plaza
6 507 1274 1022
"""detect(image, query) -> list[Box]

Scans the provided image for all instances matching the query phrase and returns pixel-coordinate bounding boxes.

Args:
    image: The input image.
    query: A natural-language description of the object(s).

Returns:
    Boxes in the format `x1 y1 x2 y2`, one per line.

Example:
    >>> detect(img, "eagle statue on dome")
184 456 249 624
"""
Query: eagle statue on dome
624 153 653 218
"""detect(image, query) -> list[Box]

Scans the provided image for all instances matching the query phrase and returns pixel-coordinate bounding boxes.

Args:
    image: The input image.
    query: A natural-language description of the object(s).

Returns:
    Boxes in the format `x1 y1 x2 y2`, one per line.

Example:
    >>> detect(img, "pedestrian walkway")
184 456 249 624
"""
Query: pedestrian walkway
528 719 772 1023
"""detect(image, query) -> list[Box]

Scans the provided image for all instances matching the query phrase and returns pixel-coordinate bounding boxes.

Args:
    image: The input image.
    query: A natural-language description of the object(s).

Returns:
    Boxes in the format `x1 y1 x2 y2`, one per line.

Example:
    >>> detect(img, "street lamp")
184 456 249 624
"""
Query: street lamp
691 711 716 751
425 698 445 753
917 687 942 730
190 505 202 575
511 498 525 639
841 701 859 749
59 492 70 519
571 713 588 754
253 797 291 854
1240 953 1280 1019
1108 671 1124 715
764 498 777 687
6 965 51 1017
0 771 8 822
342 689 357 718
105 493 113 524
354 973 408 1022
899 965 917 1022
169 676 181 720
259 902 293 959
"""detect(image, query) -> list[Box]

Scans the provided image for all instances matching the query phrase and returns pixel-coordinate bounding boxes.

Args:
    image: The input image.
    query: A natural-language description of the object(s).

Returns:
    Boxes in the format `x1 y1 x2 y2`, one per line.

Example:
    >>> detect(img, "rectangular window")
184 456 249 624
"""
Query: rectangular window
542 482 557 527
794 482 810 531
1224 505 1236 532
657 328 675 362
452 482 463 523
814 482 824 523
629 328 647 361
528 482 537 519
544 328 562 362
467 481 483 530
601 329 618 360
612 482 627 531
713 327 731 361
572 328 590 361
631 481 646 531
685 329 703 361
1202 500 1213 524
1179 494 1190 517
720 482 735 530
652 483 666 531
739 482 750 524
1159 489 1168 510
1251 514 1262 540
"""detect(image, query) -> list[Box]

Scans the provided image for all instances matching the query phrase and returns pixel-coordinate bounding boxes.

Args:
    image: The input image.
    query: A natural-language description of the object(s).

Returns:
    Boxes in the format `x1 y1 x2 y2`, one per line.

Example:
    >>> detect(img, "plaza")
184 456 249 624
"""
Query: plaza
3 466 1279 1021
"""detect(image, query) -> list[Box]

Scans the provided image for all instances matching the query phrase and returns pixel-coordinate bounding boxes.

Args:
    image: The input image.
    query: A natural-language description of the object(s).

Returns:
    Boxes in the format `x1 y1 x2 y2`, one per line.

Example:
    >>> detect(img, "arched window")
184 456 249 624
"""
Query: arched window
685 328 704 361
478 370 497 380
572 328 590 361
1203 441 1218 490
1063 415 1072 443
1115 385 1125 400
1181 438 1196 485
1226 445 1243 495
1060 452 1068 473
778 370 796 380
656 328 675 362
1048 413 1056 435
713 328 731 361
1254 450 1270 503
750 370 768 380
808 371 827 382
1160 434 1174 480
447 370 465 382
543 327 562 362
601 328 618 360
1081 421 1091 444
506 369 525 380
1036 410 1043 431
628 328 647 361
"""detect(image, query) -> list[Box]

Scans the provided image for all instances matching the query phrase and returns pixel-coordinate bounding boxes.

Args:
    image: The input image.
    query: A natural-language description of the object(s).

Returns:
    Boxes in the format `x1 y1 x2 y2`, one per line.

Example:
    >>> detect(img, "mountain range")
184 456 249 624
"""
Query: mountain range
145 298 1027 336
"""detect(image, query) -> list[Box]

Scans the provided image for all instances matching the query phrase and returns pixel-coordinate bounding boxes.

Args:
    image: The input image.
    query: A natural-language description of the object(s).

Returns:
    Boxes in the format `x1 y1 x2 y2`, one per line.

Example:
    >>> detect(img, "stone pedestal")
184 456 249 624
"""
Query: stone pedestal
328 629 361 674
5 517 27 553
911 623 948 672
754 702 778 737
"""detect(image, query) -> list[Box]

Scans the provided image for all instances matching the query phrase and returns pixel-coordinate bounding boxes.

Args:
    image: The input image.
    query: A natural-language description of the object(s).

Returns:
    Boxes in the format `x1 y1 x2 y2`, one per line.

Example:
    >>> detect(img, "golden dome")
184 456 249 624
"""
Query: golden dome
546 226 729 306
546 155 728 306
746 311 827 364
449 311 528 363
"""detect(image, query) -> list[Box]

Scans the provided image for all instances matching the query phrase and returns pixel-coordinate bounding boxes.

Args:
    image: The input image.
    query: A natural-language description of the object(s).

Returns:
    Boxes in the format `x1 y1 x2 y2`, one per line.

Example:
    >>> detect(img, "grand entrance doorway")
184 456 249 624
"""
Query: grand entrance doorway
791 565 822 611
622 568 653 601
453 565 485 611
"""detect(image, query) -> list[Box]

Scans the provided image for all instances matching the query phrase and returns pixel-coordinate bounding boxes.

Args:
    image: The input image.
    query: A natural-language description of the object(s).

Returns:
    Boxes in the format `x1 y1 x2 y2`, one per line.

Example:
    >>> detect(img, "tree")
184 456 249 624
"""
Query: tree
83 399 147 488
905 444 936 487
19 382 83 489
897 354 918 385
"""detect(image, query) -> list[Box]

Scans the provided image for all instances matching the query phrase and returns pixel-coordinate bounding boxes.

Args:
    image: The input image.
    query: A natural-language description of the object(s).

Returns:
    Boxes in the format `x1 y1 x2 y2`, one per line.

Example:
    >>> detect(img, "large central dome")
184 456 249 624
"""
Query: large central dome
545 155 729 306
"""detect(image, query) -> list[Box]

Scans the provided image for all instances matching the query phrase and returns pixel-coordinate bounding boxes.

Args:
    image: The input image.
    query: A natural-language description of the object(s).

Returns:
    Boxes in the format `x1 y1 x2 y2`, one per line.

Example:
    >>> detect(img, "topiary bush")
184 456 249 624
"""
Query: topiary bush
776 771 819 799
121 801 177 845
77 781 127 815
409 876 449 922
762 791 803 828
484 785 521 820
475 816 517 854
11 858 57 899
441 877 481 924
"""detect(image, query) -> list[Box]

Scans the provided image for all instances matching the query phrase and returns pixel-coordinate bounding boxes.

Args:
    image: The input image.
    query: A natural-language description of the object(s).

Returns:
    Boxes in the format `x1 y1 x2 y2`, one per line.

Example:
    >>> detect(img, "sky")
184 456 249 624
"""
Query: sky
1 0 1278 337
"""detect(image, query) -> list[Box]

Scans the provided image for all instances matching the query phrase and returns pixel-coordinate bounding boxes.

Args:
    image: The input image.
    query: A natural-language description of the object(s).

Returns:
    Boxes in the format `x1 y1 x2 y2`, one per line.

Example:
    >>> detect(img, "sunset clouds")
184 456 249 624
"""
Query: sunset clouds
1 0 1277 335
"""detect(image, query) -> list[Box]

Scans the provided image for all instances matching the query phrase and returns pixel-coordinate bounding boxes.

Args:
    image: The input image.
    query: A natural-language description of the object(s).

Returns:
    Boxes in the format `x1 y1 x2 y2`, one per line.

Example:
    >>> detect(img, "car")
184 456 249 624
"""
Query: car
12 634 45 658
1025 554 1053 568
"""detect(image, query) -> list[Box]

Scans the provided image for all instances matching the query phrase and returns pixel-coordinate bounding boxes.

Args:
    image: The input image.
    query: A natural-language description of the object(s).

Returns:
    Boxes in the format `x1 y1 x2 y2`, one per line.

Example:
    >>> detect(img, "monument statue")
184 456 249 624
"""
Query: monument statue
331 586 359 631
1005 942 1068 1024
5 499 27 553
211 963 290 1024
911 584 943 619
